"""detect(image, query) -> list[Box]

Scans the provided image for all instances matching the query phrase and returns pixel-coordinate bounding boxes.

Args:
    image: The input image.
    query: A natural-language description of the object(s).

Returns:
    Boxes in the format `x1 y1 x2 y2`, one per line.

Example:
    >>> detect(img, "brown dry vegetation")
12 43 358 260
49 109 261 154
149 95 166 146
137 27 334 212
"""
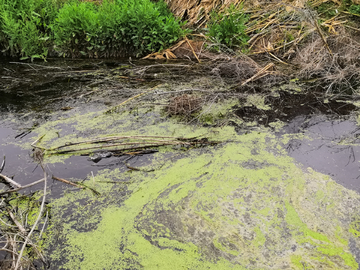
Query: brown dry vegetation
158 0 360 95
167 94 203 116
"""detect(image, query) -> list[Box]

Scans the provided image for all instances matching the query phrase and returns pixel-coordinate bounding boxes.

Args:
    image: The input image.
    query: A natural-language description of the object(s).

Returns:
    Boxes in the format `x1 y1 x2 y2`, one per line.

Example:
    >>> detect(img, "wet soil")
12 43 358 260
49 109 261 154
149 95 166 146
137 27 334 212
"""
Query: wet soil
235 90 357 126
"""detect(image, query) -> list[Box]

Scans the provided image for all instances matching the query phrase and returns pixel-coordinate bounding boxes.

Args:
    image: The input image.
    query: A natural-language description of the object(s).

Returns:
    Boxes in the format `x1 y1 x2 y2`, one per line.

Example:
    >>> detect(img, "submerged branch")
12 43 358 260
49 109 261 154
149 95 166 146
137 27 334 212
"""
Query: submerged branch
0 178 45 196
14 170 47 270
52 175 84 189
0 173 22 188
45 135 218 156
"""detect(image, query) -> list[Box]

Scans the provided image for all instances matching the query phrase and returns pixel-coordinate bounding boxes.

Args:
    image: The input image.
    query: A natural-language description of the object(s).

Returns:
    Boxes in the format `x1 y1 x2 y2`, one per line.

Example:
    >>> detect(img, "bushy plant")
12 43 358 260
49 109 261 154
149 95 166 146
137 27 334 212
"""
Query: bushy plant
0 0 60 59
207 5 249 51
52 0 185 58
52 1 100 57
0 0 185 59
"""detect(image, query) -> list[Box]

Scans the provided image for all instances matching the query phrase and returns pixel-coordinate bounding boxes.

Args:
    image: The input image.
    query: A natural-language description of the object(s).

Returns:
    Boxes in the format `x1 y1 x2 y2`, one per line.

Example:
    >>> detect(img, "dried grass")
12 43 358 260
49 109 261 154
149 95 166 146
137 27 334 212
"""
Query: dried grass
167 94 202 116
295 28 360 93
210 57 259 83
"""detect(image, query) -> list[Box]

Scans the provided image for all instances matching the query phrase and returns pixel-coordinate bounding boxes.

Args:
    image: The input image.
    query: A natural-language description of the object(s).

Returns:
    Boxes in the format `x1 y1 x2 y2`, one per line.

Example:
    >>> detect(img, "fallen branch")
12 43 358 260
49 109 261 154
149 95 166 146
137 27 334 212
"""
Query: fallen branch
0 173 21 188
105 84 163 113
0 178 45 196
14 170 47 270
52 176 84 189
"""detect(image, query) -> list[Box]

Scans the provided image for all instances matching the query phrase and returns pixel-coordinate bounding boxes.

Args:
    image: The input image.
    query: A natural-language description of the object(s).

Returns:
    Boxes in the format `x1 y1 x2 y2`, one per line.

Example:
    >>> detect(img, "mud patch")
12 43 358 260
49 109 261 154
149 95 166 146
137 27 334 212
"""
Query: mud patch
235 90 357 125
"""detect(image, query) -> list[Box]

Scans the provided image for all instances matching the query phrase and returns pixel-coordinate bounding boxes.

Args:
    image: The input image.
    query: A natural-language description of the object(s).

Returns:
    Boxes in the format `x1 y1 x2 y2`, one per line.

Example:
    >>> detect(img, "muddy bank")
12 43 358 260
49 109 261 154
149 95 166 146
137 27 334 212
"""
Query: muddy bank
1 59 360 269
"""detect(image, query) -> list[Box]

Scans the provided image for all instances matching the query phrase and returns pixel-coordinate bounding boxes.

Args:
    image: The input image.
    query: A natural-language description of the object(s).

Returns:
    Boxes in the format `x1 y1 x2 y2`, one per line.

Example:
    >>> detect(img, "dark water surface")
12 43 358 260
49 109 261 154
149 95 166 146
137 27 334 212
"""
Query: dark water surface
283 116 360 193
0 58 360 197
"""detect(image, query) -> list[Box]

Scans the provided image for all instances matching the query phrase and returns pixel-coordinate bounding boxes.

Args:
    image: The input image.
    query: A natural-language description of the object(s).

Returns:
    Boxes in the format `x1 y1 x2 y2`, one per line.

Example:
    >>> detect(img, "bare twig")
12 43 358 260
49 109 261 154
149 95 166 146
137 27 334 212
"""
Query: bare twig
52 175 84 189
0 173 21 188
39 211 48 239
0 178 45 196
0 155 5 173
14 171 47 270
31 135 45 148
7 210 26 234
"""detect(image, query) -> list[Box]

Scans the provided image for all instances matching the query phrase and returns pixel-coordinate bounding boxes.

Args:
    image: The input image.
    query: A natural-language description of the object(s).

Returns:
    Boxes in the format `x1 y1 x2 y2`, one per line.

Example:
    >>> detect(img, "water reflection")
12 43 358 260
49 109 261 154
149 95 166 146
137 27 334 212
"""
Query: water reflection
283 116 360 193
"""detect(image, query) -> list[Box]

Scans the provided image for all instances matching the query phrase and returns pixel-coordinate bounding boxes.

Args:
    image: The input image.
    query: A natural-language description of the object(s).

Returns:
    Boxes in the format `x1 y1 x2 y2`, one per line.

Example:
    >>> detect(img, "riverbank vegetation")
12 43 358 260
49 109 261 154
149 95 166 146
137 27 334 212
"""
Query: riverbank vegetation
1 0 360 95
2 2 360 269
0 0 186 59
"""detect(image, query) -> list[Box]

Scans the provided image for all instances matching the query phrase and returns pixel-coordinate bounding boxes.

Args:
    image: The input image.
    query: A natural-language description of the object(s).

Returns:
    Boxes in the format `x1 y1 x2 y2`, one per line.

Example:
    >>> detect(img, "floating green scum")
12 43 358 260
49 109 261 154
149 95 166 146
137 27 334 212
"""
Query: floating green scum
29 104 360 270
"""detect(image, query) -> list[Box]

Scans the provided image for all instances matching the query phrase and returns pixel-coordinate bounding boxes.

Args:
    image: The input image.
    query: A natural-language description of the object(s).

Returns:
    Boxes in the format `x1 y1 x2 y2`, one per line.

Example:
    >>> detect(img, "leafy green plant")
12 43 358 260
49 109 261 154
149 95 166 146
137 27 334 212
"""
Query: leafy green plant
207 5 249 51
52 0 186 58
315 2 338 18
0 0 60 60
349 4 360 15
52 1 100 57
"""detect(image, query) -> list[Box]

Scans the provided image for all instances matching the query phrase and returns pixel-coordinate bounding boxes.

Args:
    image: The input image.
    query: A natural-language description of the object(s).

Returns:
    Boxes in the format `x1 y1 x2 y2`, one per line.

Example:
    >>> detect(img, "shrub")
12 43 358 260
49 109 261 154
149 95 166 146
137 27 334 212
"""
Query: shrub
0 0 60 59
52 0 185 58
52 1 100 57
207 5 249 51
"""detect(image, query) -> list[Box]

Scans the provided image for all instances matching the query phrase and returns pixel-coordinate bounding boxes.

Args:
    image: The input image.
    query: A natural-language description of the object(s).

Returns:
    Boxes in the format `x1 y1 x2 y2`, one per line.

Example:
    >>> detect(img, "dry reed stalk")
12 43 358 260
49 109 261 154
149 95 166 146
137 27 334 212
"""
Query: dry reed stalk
0 173 21 188
14 170 47 270
52 176 84 189
106 84 163 113
240 63 275 86
185 37 201 63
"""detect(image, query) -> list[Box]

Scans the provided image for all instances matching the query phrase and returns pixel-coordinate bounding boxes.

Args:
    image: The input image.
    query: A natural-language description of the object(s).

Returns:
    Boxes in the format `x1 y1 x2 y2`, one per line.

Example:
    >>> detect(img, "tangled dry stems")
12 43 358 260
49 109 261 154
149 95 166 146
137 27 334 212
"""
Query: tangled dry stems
167 94 203 116
211 57 259 83
295 30 360 93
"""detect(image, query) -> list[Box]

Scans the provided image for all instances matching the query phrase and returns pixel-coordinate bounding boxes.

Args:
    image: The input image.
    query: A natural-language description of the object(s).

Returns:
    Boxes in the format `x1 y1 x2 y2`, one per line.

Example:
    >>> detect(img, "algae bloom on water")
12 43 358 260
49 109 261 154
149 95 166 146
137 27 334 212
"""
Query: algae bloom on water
39 112 360 269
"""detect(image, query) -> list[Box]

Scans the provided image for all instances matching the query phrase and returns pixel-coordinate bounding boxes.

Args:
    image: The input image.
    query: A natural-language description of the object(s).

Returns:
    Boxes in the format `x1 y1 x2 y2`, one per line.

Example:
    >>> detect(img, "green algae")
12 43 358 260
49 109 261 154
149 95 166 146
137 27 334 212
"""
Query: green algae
244 94 270 110
43 123 360 269
26 104 240 164
8 88 357 269
197 99 239 125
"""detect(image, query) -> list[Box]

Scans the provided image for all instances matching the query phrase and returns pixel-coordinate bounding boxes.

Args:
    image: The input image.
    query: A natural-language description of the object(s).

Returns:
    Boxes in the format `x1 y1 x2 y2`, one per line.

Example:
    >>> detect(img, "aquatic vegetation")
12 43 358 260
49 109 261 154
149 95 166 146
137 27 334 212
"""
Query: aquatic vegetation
40 118 360 269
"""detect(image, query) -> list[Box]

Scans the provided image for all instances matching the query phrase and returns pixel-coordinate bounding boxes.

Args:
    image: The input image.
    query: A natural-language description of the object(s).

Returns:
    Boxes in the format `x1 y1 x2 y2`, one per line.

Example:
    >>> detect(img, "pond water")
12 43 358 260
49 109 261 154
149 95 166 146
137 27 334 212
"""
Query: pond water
0 58 359 195
1 58 360 269
284 116 360 193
